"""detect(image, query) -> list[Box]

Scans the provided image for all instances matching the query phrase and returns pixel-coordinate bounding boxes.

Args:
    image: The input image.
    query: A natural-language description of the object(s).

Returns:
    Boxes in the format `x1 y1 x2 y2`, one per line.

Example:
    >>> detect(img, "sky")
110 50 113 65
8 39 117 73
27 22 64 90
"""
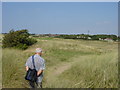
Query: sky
2 2 118 35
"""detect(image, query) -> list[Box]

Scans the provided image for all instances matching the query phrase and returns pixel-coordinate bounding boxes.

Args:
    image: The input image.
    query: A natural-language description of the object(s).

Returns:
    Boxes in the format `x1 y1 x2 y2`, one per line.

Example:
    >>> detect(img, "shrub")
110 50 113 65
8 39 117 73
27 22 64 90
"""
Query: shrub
16 44 28 50
2 29 37 50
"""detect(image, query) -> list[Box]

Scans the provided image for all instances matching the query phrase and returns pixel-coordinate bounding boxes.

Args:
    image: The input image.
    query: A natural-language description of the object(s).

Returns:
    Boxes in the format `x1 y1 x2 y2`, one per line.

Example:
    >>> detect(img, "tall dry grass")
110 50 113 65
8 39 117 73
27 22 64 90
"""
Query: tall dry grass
2 49 29 88
48 52 118 88
2 37 118 88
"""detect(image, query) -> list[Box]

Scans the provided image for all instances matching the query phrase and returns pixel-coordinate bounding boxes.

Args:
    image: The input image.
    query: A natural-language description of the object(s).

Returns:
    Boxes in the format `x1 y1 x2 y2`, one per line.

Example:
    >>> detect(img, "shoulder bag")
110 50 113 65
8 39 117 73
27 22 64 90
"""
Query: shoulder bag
25 55 37 82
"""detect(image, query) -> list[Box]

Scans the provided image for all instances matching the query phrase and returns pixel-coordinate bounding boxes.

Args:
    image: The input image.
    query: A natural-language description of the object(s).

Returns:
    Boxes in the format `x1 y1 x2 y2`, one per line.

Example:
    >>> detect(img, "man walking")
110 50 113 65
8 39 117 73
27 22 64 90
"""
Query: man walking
25 48 45 88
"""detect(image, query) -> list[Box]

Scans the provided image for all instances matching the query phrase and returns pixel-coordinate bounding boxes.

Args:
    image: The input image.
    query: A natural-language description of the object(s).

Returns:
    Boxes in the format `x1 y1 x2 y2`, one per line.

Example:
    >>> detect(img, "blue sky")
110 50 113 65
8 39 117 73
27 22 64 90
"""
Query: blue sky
2 2 118 35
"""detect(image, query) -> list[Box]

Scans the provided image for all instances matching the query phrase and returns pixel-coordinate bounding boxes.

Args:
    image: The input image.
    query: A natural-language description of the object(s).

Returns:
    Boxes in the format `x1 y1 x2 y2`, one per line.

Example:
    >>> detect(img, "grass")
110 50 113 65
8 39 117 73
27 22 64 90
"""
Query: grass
2 49 28 88
2 37 118 88
0 34 2 89
0 47 2 89
56 52 118 88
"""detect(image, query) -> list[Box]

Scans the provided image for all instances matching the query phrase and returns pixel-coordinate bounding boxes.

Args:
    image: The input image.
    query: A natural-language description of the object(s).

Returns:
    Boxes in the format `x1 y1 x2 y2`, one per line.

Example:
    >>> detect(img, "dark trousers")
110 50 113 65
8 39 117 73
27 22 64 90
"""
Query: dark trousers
29 81 42 88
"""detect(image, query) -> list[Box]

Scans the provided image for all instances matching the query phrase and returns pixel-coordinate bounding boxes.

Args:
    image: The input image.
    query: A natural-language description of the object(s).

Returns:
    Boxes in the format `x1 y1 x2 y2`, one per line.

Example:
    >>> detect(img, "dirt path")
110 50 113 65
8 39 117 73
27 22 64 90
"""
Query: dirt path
45 55 84 86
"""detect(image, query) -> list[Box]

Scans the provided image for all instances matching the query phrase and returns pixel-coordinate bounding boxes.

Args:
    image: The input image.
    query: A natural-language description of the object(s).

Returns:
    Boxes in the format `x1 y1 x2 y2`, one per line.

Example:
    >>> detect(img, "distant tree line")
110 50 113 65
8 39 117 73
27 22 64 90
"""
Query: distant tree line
2 29 37 50
55 34 120 41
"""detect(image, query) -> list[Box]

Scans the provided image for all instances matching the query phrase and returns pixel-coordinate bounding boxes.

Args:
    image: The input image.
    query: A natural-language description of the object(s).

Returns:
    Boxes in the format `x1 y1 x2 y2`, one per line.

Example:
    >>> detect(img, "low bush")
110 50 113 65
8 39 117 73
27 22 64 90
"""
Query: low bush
2 29 37 50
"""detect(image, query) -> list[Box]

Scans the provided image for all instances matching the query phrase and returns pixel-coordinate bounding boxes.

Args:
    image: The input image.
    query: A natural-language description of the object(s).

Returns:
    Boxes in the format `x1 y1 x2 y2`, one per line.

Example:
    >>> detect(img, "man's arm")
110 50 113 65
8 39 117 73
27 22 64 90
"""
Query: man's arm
37 59 45 76
37 70 43 76
25 57 31 71
26 66 29 71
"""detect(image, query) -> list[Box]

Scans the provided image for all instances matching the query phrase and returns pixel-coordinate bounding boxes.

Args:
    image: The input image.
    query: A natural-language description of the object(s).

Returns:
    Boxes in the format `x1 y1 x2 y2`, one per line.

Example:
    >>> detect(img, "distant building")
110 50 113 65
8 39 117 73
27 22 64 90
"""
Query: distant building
104 38 113 42
99 38 104 40
76 36 86 39
88 37 91 40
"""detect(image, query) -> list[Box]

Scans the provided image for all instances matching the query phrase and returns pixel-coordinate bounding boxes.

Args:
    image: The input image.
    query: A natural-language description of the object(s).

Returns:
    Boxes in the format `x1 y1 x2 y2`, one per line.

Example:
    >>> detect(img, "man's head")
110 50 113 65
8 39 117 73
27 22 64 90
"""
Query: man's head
35 48 42 55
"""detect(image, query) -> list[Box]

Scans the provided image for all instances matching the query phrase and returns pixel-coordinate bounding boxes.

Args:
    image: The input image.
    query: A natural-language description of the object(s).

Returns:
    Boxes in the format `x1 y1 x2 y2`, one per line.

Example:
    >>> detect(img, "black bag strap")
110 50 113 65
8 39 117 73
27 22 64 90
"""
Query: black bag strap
32 55 36 69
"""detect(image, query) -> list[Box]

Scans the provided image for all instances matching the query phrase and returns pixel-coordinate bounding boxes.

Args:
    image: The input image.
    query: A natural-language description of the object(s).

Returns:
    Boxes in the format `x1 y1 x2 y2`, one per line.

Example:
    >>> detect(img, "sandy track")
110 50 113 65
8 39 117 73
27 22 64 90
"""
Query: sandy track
45 55 83 85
